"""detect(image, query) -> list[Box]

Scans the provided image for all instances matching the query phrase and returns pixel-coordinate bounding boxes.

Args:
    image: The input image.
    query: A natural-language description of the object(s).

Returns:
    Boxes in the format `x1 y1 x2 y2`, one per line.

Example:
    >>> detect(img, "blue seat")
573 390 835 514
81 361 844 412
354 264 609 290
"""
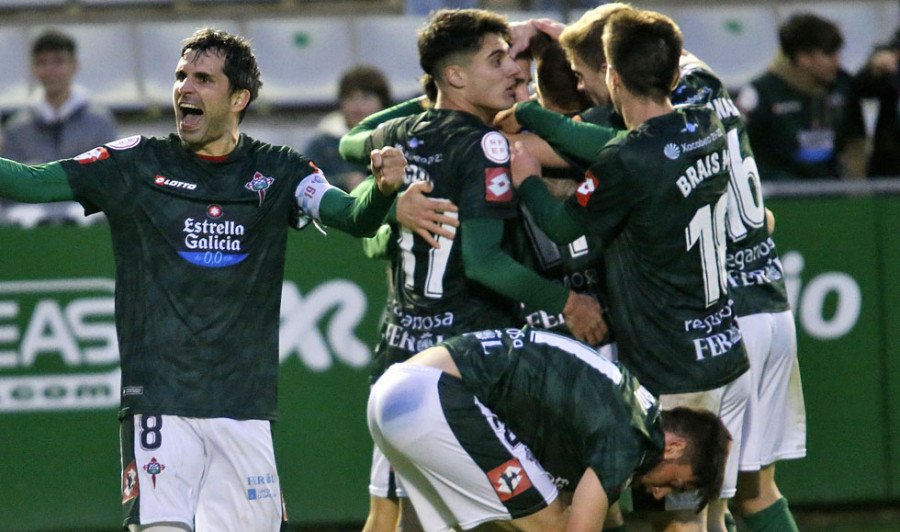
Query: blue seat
355 15 427 100
136 20 242 107
671 6 779 91
0 26 31 113
245 17 355 106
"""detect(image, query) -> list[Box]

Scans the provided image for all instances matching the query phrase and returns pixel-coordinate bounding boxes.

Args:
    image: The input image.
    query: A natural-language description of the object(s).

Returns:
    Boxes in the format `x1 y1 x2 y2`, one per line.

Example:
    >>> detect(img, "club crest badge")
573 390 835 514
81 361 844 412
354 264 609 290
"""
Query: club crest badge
245 172 275 206
143 457 166 489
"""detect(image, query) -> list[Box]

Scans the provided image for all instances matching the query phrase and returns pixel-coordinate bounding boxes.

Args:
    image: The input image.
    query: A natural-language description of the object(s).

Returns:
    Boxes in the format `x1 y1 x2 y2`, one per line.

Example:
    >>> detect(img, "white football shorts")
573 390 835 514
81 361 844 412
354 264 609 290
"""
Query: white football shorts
121 415 283 532
736 311 807 471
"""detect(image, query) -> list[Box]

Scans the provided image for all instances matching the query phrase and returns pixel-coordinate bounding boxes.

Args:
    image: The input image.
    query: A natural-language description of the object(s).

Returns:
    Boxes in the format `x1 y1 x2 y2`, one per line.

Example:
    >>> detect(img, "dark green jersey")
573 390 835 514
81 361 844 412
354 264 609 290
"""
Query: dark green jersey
567 106 749 395
60 134 319 420
739 64 860 181
442 327 663 502
365 109 519 376
674 61 791 317
509 200 608 336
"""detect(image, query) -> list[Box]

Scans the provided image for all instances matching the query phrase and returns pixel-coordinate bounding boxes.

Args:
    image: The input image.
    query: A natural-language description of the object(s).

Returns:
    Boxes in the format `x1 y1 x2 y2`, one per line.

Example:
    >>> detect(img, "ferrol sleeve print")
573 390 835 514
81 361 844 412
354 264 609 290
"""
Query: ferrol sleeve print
61 134 316 420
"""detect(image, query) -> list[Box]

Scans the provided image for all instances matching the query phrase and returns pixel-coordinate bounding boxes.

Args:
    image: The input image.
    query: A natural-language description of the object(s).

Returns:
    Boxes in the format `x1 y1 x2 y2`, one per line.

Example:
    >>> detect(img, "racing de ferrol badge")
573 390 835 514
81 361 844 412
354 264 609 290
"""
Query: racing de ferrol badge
245 172 275 206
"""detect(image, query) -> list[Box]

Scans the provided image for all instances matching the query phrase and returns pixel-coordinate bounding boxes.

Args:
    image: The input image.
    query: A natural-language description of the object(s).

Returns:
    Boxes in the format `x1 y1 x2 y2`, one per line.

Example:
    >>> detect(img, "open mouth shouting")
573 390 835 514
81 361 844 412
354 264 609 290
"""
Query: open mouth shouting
177 102 204 131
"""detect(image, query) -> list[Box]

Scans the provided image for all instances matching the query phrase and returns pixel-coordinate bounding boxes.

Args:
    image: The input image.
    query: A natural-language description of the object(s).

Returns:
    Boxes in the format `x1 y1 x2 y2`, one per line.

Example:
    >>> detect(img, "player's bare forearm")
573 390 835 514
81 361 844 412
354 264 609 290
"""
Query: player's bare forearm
566 468 608 532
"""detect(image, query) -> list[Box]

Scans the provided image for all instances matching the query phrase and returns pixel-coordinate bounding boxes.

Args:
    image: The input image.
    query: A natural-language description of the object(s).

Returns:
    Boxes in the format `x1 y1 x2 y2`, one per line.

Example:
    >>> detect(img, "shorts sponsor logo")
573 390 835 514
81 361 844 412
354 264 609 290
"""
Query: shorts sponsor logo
122 460 139 503
74 147 110 164
143 457 165 488
481 131 510 164
576 171 598 207
485 168 512 202
245 171 276 206
487 458 532 501
106 136 142 150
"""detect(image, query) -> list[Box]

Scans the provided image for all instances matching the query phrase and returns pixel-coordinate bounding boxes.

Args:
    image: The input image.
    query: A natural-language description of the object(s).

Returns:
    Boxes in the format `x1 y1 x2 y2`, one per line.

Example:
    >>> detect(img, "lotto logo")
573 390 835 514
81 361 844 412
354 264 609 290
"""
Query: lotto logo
486 458 532 501
576 172 599 206
485 168 512 202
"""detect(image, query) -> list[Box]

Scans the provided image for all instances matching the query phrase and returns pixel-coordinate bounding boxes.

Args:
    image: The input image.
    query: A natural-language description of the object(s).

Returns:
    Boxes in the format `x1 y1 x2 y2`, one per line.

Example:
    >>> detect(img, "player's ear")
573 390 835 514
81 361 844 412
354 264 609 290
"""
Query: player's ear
231 89 251 114
662 433 688 460
445 64 466 89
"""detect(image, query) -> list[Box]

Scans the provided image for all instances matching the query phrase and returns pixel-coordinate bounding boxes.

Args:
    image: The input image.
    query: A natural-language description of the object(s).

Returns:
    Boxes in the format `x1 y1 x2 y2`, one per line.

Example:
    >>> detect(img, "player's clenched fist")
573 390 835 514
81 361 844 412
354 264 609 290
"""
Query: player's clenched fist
371 147 407 195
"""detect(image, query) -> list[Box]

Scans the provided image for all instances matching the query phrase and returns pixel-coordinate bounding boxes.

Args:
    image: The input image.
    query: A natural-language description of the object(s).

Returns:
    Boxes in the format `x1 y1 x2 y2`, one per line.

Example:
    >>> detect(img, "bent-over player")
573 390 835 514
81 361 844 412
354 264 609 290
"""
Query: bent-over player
369 327 732 531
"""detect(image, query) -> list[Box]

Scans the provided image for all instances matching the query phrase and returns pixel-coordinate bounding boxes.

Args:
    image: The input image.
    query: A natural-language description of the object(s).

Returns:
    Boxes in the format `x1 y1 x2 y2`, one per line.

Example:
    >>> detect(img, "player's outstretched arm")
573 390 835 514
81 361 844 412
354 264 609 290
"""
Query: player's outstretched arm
0 159 75 203
308 148 404 238
339 96 428 166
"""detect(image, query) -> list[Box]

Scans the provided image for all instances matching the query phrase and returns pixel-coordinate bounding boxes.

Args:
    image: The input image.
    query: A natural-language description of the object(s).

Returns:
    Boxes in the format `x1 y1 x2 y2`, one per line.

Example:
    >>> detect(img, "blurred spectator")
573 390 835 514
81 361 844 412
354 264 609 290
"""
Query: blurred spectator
848 30 900 178
1 29 118 226
306 65 391 191
737 13 866 181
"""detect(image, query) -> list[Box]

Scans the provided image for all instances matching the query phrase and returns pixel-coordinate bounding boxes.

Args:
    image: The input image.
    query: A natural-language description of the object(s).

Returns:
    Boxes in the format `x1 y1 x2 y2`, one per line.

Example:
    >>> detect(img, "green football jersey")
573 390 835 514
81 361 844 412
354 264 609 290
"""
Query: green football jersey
739 67 860 181
61 134 318 420
443 327 663 503
365 109 520 379
509 201 607 336
567 106 749 395
674 61 791 317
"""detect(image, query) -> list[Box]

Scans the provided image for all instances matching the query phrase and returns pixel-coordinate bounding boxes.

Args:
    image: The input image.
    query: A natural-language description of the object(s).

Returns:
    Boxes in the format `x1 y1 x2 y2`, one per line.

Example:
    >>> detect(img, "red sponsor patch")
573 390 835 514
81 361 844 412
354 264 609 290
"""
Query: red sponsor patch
485 168 513 202
74 147 110 165
575 171 599 207
122 460 139 503
486 458 532 501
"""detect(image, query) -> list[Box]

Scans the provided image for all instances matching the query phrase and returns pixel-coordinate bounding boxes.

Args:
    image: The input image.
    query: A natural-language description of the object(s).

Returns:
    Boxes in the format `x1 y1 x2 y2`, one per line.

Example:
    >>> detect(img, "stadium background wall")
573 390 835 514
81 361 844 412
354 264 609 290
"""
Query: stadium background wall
0 191 897 530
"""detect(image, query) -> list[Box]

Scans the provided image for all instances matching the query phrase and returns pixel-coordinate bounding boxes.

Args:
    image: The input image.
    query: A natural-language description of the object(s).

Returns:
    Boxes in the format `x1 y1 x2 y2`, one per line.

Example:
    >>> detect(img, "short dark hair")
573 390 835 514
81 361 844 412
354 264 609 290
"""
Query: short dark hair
779 13 844 60
603 9 682 101
32 29 76 58
531 33 592 114
338 65 392 108
418 8 510 102
659 407 731 512
181 28 263 121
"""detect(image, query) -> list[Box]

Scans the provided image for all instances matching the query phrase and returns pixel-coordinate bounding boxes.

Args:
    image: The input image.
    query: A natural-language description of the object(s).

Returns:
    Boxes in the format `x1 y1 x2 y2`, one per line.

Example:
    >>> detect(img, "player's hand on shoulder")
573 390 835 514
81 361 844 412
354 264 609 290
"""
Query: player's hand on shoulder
371 147 407 196
510 140 541 188
493 106 522 134
397 180 459 250
563 292 608 347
